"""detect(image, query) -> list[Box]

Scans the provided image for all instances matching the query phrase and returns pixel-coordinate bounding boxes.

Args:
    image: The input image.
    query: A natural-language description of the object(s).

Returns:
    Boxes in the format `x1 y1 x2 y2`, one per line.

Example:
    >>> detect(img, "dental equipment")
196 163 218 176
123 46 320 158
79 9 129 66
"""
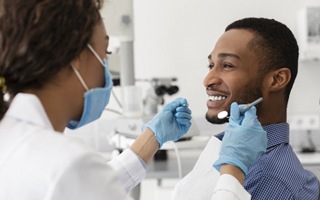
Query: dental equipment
217 97 263 119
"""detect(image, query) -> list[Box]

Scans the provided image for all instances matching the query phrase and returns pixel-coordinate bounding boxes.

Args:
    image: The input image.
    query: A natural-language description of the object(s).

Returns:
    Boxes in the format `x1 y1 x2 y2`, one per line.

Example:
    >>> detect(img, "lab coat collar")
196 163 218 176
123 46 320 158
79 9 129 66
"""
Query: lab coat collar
5 93 54 130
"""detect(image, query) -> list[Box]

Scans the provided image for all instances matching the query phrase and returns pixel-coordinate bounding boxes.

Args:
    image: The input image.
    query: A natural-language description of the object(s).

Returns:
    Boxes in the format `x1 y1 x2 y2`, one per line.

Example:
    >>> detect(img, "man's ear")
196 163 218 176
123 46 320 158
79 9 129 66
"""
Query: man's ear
266 67 291 92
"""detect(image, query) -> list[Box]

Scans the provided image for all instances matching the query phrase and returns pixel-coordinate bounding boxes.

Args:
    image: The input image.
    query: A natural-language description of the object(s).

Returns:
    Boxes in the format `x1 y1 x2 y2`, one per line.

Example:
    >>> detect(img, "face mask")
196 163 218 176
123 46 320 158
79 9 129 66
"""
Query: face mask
67 45 113 129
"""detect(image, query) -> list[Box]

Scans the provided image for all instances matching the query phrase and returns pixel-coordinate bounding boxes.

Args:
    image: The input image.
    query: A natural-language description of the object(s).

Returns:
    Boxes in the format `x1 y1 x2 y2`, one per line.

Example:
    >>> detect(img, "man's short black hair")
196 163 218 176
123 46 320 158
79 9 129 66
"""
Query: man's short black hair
225 17 299 103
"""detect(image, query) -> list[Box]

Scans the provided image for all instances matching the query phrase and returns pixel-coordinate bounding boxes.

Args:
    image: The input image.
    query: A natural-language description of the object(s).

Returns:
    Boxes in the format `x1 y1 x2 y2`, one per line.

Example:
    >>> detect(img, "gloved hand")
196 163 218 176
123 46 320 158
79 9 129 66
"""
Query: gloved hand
142 98 192 148
213 102 267 176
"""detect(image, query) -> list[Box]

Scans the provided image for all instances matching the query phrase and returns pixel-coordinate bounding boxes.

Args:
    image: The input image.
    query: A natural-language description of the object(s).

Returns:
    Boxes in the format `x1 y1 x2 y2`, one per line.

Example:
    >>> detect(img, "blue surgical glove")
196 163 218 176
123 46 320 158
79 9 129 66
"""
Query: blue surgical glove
142 98 192 148
213 102 267 176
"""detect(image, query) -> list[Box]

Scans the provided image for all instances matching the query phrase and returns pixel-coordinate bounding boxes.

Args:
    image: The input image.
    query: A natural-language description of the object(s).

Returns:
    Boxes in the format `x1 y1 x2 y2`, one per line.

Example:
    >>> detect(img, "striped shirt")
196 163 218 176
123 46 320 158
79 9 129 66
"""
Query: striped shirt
216 123 319 200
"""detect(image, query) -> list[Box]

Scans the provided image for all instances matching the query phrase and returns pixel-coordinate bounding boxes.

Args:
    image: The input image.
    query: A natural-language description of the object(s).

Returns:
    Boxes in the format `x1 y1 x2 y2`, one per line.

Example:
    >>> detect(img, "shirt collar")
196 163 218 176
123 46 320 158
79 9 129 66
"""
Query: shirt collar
5 93 54 130
263 123 289 148
215 123 290 148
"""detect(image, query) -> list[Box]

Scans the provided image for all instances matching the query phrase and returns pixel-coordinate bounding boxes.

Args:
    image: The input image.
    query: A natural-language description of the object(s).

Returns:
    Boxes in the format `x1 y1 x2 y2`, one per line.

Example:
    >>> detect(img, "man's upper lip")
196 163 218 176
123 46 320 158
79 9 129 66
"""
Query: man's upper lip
206 85 229 96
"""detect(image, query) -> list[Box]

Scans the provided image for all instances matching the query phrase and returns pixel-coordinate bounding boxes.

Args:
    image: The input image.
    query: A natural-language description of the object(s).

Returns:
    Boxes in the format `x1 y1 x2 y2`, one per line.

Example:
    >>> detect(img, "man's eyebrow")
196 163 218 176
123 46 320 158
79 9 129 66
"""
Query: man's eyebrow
207 53 240 61
218 53 240 60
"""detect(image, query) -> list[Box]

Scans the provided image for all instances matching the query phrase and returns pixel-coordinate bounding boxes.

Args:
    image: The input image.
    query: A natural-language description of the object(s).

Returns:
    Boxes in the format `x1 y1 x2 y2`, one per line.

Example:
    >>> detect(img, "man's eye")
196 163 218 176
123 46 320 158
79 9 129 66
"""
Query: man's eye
208 64 214 69
106 50 112 55
223 63 233 68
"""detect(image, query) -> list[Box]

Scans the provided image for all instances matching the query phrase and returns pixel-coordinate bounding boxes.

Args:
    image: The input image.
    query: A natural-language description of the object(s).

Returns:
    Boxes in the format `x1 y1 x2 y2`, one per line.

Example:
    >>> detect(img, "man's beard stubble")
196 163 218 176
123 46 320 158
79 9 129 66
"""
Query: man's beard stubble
205 80 263 125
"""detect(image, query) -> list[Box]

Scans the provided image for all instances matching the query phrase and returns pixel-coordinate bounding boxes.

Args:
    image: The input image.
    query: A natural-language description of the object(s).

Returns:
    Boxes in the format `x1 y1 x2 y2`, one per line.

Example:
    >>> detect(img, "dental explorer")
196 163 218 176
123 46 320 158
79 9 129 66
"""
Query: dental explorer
217 97 263 119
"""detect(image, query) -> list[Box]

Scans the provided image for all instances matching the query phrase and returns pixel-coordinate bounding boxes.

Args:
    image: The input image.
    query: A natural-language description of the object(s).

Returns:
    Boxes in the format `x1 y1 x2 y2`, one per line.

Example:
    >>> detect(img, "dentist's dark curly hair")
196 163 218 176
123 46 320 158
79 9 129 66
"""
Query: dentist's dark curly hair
225 17 299 104
0 0 103 119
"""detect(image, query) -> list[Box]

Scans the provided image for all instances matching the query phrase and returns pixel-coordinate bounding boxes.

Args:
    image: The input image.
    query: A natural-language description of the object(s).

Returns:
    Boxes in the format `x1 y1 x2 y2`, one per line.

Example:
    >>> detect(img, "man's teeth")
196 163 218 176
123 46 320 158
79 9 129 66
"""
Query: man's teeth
208 96 226 101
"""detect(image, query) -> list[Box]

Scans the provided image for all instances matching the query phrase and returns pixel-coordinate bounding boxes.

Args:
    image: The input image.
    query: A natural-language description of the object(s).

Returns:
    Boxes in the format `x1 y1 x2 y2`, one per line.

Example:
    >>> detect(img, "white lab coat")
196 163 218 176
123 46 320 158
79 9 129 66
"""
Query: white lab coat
0 93 145 200
171 136 251 200
0 93 250 200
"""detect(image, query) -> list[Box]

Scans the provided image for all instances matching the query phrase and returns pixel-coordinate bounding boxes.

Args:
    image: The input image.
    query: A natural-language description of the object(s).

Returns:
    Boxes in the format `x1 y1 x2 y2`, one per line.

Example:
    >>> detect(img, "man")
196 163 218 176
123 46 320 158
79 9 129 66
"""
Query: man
172 17 319 199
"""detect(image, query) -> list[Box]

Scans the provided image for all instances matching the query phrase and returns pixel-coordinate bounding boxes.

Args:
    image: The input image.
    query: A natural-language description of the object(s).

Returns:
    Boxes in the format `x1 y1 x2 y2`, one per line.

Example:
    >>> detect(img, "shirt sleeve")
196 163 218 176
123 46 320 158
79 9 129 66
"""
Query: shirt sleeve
212 174 251 200
108 148 147 193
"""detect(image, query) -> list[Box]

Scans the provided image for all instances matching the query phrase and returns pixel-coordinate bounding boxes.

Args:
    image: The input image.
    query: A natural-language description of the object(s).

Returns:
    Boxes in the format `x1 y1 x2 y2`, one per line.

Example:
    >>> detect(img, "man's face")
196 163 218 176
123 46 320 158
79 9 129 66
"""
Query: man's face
203 29 263 124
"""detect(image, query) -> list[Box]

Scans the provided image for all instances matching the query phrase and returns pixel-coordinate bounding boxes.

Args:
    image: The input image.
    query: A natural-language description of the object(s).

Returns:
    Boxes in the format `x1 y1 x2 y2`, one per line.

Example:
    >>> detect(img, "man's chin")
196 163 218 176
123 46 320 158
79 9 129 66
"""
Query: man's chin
205 113 229 124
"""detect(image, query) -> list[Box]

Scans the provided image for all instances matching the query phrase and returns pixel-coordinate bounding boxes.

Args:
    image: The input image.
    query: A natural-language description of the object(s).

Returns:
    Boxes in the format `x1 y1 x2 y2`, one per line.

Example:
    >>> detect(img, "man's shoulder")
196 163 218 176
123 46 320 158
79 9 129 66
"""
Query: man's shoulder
245 143 319 199
248 143 302 176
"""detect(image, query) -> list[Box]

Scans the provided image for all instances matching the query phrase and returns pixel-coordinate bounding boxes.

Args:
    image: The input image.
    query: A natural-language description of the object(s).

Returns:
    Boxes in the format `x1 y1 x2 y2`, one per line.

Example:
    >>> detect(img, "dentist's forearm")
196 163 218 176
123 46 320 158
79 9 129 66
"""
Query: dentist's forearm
130 128 159 163
220 164 245 185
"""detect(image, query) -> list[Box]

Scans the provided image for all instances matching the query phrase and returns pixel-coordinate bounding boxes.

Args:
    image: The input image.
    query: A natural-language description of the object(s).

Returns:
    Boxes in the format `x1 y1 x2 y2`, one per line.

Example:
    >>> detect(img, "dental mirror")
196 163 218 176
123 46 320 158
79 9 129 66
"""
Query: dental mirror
217 111 228 119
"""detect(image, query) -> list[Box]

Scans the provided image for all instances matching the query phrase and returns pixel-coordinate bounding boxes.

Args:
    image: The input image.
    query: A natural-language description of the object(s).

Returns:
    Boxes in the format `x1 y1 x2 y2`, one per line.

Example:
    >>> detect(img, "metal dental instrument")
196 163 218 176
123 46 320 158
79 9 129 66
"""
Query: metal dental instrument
217 97 263 119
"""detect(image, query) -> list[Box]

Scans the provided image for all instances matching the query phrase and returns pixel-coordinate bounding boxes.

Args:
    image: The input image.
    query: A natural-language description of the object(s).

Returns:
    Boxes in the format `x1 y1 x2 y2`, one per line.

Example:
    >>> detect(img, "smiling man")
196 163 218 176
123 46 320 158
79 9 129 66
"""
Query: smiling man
172 17 319 200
